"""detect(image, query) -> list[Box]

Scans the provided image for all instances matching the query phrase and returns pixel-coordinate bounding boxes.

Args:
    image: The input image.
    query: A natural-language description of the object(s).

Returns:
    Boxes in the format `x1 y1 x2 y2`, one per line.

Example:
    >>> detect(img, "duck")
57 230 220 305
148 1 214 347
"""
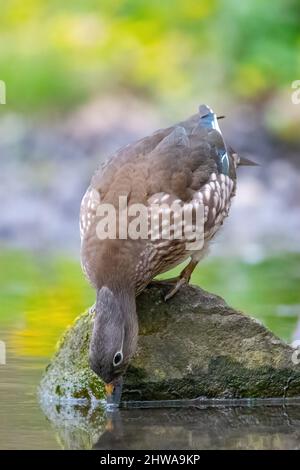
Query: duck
80 104 256 404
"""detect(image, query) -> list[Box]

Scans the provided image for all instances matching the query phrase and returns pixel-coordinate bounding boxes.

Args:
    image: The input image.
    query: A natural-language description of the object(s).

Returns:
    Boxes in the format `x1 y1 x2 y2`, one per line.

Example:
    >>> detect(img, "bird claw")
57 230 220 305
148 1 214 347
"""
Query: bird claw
164 277 187 301
149 260 197 301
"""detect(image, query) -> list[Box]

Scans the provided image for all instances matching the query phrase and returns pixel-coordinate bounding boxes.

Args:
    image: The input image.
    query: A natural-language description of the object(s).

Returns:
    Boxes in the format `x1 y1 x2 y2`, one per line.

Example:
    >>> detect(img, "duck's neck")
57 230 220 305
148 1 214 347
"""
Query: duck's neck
95 239 137 294
96 282 138 359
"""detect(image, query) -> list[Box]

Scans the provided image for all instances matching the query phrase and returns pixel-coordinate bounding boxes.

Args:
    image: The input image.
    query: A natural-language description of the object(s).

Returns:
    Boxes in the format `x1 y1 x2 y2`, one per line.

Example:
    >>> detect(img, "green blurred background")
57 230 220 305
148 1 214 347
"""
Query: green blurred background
1 0 300 358
1 0 300 115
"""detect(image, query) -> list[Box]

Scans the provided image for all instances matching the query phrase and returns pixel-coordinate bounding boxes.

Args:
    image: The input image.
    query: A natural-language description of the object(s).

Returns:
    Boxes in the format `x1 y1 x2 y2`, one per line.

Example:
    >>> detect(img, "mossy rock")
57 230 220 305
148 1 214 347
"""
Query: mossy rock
39 285 300 402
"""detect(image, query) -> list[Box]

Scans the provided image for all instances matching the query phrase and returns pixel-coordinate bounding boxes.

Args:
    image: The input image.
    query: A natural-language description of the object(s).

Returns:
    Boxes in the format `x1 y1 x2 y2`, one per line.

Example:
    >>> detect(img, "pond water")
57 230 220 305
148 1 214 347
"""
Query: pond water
1 250 300 450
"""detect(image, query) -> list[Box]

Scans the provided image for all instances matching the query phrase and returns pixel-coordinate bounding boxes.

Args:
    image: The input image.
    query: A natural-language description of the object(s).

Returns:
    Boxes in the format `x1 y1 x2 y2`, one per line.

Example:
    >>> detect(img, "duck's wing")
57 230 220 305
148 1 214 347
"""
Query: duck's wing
80 106 237 241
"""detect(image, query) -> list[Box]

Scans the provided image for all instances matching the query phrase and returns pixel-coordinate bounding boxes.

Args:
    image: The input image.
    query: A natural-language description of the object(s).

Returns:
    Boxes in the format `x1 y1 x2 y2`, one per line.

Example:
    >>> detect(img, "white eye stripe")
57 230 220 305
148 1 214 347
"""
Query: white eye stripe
113 351 123 367
112 325 125 367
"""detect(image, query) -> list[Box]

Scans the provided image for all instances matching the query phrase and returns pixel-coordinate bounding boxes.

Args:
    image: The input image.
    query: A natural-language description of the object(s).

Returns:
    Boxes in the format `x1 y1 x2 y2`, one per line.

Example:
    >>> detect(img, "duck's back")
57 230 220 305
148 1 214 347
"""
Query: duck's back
80 105 238 290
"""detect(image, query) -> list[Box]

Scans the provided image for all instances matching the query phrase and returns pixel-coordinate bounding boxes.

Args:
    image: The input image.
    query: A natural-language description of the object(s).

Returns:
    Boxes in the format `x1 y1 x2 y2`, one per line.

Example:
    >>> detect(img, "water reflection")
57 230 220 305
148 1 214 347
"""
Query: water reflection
40 400 300 450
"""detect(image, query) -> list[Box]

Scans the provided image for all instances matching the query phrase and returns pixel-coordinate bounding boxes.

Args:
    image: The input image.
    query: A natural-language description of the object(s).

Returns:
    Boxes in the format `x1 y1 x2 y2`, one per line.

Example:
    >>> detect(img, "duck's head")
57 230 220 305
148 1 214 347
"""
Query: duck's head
89 286 138 405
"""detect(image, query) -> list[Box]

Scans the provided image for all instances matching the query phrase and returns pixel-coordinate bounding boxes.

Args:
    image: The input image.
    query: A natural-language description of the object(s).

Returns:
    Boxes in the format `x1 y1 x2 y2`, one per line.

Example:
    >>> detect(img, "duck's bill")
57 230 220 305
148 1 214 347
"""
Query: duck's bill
105 379 123 406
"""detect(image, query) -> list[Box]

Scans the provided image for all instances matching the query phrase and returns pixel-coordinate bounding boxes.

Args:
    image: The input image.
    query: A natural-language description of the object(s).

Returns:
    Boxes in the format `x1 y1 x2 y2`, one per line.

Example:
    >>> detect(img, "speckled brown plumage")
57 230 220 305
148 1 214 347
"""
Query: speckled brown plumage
80 106 238 295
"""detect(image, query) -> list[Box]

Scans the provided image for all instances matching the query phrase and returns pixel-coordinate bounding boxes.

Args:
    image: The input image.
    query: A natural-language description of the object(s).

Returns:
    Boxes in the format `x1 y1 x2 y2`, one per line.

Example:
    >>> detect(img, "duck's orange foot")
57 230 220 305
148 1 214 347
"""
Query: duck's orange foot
149 259 199 301
164 277 188 301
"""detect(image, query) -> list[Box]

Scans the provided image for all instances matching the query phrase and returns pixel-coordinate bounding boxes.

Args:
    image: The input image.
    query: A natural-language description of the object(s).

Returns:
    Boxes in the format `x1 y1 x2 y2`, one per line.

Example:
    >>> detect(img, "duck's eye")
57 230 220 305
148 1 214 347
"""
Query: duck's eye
113 351 123 367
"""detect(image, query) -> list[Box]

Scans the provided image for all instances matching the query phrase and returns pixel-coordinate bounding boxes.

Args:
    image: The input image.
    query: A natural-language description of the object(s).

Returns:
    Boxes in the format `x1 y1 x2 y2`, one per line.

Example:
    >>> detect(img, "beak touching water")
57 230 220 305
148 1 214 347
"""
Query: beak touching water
105 378 123 407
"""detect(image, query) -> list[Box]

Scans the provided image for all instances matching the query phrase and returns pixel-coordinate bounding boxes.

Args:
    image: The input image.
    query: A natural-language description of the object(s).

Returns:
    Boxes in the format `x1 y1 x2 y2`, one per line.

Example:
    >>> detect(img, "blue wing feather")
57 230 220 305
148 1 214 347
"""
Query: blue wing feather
198 104 230 175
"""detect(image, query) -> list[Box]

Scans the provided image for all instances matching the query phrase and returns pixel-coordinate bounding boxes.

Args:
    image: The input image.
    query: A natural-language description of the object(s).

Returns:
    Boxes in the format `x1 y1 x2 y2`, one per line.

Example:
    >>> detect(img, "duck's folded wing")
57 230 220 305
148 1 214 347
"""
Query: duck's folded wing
143 124 219 203
81 111 233 242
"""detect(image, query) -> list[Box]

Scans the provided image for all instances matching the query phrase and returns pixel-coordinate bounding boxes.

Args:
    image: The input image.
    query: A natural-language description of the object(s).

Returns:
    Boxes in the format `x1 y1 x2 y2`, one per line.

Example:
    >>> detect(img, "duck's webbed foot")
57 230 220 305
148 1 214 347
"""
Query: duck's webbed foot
164 260 198 300
164 276 188 301
149 260 198 301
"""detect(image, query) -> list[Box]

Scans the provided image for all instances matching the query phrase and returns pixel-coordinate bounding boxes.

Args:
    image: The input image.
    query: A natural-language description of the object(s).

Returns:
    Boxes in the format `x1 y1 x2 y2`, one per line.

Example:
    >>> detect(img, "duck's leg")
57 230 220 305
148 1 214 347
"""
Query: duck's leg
163 259 198 301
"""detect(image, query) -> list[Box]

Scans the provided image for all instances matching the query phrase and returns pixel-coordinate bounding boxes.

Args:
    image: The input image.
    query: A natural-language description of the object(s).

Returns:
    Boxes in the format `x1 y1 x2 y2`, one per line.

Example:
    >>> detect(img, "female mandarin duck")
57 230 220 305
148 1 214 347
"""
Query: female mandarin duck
80 105 255 404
